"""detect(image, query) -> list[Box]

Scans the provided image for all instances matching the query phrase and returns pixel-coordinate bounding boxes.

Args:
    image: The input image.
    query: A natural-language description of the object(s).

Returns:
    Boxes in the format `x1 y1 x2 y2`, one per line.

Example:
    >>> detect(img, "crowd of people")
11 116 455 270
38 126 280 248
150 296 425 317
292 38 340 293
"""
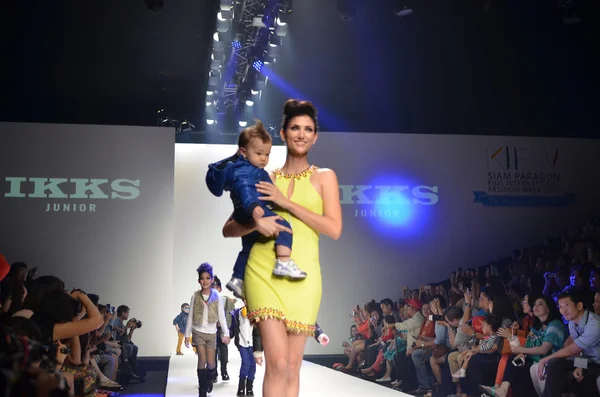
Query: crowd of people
337 216 600 397
0 257 145 397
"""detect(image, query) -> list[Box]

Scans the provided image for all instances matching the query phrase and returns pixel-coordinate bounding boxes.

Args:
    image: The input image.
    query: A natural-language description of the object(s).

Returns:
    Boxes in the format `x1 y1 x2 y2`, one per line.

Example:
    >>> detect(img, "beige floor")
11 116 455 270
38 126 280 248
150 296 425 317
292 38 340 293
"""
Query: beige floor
165 352 412 397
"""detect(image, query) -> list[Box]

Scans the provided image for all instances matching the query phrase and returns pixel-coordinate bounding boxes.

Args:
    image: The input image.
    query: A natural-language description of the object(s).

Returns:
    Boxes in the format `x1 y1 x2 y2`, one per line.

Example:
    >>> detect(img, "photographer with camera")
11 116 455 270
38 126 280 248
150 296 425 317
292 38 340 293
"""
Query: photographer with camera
114 305 144 382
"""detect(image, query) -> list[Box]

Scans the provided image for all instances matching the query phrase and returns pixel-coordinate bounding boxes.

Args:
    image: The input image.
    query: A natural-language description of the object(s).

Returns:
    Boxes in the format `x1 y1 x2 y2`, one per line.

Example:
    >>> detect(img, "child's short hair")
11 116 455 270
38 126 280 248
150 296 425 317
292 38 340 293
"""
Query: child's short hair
237 120 272 149
197 262 214 279
384 314 396 325
482 314 502 332
181 303 189 310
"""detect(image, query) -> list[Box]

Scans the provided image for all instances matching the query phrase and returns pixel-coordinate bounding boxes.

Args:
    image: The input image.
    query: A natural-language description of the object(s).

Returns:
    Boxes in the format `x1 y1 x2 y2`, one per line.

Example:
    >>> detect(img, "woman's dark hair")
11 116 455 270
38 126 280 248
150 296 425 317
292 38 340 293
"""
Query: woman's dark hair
481 286 517 321
350 324 357 336
35 290 80 325
0 279 27 315
197 262 214 279
364 299 378 314
531 295 561 330
21 275 65 312
8 316 42 341
281 99 318 133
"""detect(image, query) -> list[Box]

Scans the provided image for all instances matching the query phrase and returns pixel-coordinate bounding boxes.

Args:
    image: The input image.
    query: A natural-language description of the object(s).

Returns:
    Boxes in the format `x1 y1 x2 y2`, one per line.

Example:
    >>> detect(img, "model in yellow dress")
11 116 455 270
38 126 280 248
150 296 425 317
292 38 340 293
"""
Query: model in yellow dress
245 165 322 335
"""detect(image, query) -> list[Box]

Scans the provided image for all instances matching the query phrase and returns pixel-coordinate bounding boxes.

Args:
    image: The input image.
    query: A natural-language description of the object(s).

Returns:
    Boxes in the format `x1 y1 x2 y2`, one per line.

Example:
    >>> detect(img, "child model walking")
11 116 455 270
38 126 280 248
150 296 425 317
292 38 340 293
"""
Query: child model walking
185 263 231 397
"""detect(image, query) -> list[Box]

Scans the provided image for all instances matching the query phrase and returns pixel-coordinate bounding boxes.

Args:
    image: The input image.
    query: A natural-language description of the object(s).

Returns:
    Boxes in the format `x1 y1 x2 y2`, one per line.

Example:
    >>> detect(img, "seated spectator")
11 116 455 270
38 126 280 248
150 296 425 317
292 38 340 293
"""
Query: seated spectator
533 289 600 397
452 314 502 379
480 295 565 397
410 297 452 394
380 298 401 322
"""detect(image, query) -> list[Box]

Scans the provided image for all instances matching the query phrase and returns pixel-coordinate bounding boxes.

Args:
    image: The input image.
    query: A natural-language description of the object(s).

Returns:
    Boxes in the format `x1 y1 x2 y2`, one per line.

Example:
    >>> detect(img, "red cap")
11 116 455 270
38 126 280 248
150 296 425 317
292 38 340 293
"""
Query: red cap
406 298 423 310
0 255 10 282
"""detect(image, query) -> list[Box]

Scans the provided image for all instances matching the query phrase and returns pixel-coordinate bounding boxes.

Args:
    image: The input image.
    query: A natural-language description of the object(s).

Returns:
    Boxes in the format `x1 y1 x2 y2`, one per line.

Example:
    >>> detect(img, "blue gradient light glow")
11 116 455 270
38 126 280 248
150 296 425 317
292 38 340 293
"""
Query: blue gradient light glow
350 173 439 238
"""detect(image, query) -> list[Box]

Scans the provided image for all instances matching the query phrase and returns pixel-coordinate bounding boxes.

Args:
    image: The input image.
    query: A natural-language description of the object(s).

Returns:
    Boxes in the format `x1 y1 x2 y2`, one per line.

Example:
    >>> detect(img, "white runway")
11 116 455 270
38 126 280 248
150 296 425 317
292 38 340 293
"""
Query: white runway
165 352 412 397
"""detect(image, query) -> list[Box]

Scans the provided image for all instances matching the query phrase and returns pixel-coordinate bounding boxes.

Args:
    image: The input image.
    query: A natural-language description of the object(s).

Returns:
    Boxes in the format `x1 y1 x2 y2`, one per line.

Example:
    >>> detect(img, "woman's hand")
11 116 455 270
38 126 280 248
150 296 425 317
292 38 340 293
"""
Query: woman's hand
497 327 513 339
255 216 293 238
222 336 231 345
464 289 474 305
256 181 290 209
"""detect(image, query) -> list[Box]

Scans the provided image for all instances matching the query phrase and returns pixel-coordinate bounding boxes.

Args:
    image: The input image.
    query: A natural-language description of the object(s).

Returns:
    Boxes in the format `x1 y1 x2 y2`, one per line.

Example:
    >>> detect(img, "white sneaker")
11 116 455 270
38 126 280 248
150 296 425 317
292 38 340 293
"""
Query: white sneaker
272 259 307 280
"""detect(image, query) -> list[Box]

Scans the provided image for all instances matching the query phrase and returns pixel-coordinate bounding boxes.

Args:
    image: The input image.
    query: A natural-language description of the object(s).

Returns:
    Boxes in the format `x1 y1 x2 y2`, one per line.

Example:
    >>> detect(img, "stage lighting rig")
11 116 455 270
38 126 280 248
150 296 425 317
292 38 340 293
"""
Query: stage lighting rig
205 0 293 133
337 0 360 21
393 0 415 17
143 0 163 13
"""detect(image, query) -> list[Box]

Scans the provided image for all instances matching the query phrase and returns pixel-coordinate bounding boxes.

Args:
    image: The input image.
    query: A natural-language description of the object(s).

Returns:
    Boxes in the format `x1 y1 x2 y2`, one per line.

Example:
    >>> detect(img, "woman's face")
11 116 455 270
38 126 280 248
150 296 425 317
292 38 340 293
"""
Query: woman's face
351 326 358 338
522 295 532 314
533 298 549 318
370 311 379 321
570 270 583 288
479 292 491 312
281 115 317 156
421 304 432 317
593 293 600 315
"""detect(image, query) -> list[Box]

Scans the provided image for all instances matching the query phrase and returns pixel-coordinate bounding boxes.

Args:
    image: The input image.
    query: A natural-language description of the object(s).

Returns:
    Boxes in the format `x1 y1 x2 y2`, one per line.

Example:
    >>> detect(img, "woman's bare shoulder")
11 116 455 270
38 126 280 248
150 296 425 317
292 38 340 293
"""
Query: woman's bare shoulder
314 167 338 181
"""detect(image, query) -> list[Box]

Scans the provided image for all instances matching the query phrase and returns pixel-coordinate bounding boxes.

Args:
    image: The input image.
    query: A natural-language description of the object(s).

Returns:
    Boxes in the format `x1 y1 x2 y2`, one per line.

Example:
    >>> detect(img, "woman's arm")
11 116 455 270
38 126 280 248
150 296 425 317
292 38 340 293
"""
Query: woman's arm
515 341 553 356
222 213 292 238
258 169 342 240
222 215 256 238
67 336 82 365
53 292 103 341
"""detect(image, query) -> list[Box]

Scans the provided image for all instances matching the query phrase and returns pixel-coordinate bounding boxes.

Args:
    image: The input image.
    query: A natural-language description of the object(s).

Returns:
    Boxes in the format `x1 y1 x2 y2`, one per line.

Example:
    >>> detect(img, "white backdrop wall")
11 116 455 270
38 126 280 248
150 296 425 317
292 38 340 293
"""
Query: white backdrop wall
0 122 175 357
174 134 600 355
2 124 598 357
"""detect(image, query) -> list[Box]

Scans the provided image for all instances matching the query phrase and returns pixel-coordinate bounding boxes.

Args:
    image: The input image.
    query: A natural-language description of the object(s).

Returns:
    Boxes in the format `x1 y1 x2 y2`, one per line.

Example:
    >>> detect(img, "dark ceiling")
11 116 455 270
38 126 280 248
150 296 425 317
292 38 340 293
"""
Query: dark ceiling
0 0 598 138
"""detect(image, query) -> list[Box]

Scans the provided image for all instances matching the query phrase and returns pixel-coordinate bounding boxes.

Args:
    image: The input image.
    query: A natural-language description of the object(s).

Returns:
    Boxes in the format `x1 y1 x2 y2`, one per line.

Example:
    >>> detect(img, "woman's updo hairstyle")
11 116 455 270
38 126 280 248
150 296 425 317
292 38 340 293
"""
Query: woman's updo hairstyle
281 99 318 133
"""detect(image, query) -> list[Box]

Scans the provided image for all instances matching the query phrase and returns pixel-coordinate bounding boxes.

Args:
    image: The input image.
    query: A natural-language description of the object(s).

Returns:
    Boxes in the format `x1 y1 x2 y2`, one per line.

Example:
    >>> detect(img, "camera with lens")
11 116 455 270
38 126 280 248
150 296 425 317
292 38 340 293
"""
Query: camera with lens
130 318 142 329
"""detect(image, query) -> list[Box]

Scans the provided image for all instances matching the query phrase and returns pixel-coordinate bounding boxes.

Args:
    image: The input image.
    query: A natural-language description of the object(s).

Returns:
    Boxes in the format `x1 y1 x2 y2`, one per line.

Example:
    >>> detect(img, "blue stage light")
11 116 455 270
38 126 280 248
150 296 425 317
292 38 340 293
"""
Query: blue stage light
232 40 242 50
253 60 263 71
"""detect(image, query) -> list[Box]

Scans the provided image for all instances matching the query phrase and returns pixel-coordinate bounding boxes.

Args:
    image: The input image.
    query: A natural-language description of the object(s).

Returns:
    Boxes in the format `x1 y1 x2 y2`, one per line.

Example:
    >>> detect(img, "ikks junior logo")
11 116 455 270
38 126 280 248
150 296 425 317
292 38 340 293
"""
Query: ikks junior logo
340 184 439 218
3 177 141 212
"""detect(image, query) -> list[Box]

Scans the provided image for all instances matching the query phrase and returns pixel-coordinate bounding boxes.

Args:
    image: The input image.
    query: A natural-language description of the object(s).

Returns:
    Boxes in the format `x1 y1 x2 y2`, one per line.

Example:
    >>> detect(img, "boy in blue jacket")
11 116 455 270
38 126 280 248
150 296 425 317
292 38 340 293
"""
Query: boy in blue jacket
206 120 307 299
173 302 195 355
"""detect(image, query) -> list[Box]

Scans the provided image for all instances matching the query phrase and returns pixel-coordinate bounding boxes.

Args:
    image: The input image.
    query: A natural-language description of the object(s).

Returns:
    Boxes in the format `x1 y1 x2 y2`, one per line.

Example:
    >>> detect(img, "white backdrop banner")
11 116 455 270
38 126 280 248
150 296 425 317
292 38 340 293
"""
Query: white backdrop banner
174 133 600 355
0 122 175 357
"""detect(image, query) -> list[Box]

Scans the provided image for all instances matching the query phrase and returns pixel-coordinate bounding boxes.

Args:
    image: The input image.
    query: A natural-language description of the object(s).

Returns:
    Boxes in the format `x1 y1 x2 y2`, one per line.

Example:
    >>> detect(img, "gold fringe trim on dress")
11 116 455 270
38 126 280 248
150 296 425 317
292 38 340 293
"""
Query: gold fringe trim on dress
274 165 318 180
248 307 316 336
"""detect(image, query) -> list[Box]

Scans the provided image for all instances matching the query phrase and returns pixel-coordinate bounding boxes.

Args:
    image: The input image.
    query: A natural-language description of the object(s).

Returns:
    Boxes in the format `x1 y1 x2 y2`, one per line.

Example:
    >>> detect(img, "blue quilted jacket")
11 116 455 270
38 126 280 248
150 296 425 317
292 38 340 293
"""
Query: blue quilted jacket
206 154 272 224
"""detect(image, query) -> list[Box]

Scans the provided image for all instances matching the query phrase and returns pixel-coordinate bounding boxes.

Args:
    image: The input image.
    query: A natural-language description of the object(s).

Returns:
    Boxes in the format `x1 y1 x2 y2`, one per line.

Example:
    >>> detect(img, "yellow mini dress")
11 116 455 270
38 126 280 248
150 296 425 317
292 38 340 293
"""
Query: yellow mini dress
245 166 322 336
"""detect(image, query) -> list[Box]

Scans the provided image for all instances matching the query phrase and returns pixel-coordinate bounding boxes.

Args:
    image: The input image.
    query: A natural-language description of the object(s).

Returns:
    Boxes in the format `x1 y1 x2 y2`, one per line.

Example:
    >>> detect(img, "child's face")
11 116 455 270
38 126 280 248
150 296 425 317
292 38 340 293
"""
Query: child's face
182 305 190 313
199 272 213 290
482 321 492 335
240 138 271 169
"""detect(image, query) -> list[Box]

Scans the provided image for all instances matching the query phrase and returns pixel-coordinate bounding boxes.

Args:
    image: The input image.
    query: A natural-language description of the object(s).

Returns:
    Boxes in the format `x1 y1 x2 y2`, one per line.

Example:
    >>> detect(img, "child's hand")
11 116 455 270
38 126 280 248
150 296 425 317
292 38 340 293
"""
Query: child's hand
252 206 265 219
318 333 330 346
